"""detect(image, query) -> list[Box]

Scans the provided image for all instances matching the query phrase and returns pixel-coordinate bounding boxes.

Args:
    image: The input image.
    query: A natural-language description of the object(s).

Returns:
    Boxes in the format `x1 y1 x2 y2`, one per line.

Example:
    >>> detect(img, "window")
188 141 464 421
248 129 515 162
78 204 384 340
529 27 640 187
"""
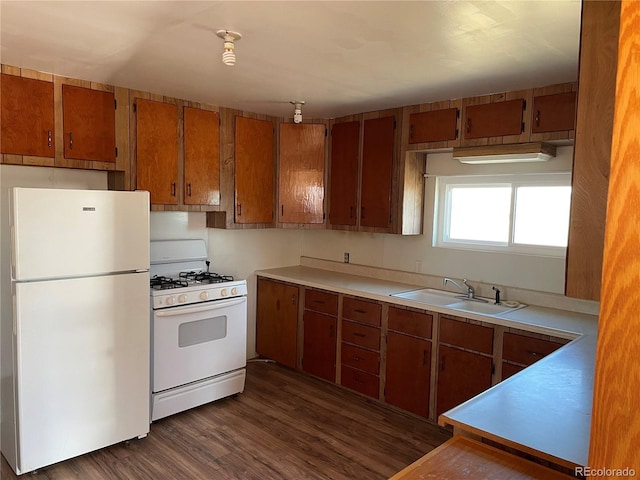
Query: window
434 174 571 256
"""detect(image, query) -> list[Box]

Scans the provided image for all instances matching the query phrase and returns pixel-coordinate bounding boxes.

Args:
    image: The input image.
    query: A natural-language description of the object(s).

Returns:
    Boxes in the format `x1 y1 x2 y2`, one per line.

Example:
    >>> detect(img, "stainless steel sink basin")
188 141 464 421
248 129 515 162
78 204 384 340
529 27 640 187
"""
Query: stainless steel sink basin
444 300 525 316
390 288 459 306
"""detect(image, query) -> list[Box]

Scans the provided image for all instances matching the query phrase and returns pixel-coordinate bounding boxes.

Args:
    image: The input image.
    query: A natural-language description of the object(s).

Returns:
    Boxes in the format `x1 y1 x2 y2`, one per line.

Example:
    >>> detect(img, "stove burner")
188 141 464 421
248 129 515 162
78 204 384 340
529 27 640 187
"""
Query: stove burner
150 276 189 290
179 271 234 284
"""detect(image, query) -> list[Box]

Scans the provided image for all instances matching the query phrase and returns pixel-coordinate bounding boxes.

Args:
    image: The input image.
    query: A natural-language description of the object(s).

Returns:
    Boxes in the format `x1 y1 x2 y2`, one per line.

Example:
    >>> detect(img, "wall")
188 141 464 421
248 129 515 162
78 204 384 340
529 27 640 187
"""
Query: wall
302 146 574 294
149 212 303 358
0 165 107 449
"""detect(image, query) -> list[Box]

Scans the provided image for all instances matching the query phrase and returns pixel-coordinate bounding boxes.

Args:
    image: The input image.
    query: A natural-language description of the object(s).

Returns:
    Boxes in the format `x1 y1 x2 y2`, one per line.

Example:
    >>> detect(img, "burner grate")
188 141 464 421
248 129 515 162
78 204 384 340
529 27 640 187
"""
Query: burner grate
179 271 234 284
150 276 189 290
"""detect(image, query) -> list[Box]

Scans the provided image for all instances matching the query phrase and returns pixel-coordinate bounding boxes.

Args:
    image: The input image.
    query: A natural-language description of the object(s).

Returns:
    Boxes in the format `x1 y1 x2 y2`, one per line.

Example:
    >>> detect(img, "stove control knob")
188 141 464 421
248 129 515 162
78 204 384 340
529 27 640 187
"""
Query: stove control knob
178 294 188 303
231 287 238 295
200 292 209 301
166 296 175 306
221 288 229 297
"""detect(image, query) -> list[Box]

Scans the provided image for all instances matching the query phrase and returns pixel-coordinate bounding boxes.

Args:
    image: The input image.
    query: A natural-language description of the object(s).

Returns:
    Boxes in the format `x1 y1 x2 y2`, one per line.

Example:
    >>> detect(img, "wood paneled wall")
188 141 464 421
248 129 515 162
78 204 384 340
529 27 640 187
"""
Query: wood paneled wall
565 1 621 301
589 0 640 471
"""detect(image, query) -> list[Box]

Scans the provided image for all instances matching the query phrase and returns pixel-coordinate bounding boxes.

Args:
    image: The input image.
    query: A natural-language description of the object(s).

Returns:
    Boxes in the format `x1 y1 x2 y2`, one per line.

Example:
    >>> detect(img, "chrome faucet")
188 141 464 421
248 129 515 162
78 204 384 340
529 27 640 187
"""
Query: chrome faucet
443 277 476 299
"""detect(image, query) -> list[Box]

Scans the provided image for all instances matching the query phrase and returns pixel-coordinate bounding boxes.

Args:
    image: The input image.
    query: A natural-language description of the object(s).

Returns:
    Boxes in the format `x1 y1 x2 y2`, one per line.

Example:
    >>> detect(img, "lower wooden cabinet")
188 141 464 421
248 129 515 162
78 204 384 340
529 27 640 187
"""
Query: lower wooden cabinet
256 278 299 368
385 332 431 417
302 310 337 381
501 332 567 381
436 317 494 417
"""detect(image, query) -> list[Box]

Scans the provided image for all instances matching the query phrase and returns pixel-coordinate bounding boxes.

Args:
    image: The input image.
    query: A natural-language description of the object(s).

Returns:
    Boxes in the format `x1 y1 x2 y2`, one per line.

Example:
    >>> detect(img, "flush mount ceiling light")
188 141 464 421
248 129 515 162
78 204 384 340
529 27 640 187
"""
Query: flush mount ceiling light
216 30 241 66
290 101 305 123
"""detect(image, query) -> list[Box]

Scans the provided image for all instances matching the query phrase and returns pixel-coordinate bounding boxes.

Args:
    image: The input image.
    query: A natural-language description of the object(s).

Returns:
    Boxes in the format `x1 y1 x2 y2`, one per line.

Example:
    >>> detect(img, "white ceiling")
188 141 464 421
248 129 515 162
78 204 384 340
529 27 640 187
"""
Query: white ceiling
0 1 582 119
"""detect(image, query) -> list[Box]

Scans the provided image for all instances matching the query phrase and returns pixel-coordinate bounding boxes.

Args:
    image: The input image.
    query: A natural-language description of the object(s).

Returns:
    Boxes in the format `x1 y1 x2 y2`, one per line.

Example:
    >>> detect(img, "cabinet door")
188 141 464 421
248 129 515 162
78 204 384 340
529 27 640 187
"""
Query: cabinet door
436 345 492 416
1 74 55 157
279 123 326 223
184 107 220 205
302 310 336 381
136 99 178 204
256 278 298 368
235 117 274 223
62 84 116 162
385 332 430 417
361 116 394 228
531 92 577 134
329 121 359 226
409 108 458 144
463 99 524 139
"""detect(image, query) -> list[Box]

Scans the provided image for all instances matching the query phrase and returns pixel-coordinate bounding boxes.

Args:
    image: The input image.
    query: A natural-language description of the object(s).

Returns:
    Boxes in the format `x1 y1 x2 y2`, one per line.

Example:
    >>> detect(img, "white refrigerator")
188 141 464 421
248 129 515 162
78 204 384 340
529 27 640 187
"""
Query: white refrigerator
1 187 151 475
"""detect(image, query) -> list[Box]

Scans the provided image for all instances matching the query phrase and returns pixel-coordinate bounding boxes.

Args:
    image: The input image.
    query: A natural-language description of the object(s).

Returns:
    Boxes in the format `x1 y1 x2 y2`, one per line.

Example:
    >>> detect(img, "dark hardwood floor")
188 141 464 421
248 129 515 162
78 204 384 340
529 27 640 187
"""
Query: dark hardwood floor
1 361 451 479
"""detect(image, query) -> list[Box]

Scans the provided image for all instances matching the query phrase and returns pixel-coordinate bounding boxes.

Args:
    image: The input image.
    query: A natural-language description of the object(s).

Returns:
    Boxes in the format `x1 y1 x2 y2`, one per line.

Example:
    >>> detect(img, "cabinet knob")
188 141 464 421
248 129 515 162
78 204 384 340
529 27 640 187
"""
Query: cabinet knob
69 132 74 150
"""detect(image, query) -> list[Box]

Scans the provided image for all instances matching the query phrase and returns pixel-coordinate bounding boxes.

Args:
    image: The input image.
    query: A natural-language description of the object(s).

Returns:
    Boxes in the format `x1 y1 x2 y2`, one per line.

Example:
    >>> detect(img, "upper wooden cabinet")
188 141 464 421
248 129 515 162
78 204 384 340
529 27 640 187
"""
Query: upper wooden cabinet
279 123 326 224
463 99 525 140
183 107 220 205
361 116 395 228
409 108 458 144
1 74 55 157
62 84 116 163
136 98 178 205
235 116 275 223
531 92 577 134
329 121 359 226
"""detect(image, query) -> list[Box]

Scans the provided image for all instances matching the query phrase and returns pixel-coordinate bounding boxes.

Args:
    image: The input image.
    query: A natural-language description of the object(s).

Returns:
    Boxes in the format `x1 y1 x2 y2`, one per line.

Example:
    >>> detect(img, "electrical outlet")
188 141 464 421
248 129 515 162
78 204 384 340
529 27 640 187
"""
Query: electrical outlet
344 252 350 263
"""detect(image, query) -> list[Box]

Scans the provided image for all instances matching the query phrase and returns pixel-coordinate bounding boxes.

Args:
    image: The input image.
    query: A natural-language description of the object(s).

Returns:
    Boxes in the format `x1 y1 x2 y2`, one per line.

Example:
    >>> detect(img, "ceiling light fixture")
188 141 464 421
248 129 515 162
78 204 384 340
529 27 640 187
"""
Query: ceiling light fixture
290 101 305 123
216 30 241 66
453 142 557 164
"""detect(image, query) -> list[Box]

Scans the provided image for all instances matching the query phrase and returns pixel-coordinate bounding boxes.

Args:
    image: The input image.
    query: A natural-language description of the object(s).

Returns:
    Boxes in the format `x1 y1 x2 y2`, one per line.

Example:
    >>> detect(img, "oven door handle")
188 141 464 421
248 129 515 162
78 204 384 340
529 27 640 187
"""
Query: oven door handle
155 297 246 317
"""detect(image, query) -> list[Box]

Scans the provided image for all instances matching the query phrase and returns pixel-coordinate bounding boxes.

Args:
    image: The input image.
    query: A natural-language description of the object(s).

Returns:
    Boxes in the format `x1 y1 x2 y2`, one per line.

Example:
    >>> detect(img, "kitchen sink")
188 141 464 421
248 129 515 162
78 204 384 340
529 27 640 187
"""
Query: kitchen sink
390 288 460 306
444 300 525 316
391 288 526 316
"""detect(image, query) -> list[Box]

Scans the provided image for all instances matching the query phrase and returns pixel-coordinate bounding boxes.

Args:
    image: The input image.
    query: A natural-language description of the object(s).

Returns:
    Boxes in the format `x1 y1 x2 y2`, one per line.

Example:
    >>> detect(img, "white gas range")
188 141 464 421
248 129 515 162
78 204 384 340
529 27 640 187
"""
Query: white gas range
149 239 247 421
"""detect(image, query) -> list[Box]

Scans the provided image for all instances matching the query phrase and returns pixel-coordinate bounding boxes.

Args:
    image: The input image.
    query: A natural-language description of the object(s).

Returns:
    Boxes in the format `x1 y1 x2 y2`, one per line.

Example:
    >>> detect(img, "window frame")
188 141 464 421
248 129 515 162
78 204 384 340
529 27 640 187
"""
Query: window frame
433 173 572 257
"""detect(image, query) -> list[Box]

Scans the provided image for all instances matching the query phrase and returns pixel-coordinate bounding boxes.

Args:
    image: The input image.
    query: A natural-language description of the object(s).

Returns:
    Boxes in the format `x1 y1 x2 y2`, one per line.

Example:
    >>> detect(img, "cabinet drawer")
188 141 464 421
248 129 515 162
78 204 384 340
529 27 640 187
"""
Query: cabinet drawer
388 307 433 339
439 317 493 355
304 289 338 316
341 365 379 399
502 333 566 366
409 108 458 144
341 343 380 375
342 297 381 326
342 320 380 351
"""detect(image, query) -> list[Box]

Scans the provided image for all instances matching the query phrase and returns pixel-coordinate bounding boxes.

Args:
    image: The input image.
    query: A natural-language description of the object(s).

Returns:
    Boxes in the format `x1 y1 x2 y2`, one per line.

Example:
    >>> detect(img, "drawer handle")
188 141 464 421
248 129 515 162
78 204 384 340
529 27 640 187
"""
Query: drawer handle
237 203 242 216
47 129 52 147
353 333 366 338
354 309 367 314
535 110 541 127
466 117 472 133
353 356 361 361
313 299 325 304
527 350 543 358
69 132 74 150
355 379 363 385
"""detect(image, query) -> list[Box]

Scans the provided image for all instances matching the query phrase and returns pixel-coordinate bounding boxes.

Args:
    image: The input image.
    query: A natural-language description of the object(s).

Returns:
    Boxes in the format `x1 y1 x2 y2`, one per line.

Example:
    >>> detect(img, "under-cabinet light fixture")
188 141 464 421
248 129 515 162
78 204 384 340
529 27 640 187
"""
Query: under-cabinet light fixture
216 30 242 66
453 142 556 164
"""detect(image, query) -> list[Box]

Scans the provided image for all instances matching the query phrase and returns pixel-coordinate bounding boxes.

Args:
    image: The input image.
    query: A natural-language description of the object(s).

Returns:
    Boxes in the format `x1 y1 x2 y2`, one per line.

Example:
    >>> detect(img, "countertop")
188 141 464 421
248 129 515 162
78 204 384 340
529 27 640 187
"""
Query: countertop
256 265 598 468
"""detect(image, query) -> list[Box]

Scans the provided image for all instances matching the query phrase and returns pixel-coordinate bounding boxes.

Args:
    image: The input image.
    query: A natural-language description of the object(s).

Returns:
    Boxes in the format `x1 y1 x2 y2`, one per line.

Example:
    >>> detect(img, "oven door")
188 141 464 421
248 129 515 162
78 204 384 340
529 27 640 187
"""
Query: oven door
152 296 247 393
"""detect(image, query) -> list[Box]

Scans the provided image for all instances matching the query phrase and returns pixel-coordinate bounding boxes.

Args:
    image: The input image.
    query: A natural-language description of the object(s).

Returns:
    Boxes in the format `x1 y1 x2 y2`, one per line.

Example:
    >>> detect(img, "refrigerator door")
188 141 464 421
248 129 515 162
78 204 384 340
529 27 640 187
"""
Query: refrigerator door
13 272 150 474
11 188 149 281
